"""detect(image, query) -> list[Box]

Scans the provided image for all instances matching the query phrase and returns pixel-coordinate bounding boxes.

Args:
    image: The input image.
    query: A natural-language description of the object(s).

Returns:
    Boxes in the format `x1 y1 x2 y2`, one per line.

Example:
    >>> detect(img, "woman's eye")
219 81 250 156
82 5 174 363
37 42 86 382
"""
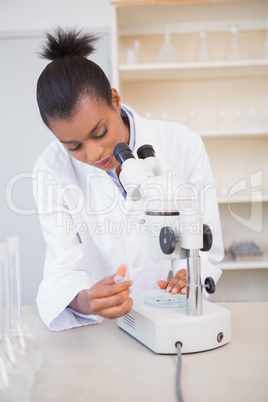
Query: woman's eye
66 128 107 152
68 143 82 152
96 128 107 139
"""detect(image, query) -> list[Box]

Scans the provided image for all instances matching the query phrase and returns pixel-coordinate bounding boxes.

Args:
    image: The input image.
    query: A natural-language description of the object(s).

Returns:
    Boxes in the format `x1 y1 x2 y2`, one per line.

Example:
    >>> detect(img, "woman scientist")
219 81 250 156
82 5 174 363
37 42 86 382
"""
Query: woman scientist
34 28 224 331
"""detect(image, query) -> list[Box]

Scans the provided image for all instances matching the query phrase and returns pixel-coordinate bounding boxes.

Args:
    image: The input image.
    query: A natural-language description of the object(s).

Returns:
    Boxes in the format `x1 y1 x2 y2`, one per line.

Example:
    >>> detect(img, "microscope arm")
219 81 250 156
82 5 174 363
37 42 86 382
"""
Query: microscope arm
114 143 215 317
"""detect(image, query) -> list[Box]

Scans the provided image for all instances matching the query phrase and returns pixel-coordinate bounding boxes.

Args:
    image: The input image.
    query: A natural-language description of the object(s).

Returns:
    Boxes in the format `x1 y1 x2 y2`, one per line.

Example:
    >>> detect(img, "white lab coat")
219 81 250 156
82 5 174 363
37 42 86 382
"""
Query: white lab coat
33 104 224 331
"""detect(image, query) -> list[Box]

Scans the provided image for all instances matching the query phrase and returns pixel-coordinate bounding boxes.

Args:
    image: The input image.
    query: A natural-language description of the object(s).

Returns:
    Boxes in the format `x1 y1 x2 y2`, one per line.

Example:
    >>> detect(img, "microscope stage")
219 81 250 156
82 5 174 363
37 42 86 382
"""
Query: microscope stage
117 289 231 354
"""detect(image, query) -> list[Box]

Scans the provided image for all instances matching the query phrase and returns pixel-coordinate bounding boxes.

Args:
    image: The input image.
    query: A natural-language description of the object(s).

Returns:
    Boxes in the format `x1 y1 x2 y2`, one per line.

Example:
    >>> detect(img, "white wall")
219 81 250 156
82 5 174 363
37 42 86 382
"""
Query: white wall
0 0 112 32
0 0 113 304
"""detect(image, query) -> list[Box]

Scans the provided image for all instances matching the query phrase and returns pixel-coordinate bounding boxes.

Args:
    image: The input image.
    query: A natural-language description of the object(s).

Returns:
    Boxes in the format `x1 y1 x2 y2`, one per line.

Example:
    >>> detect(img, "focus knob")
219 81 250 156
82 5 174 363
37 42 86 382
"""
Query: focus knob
204 277 216 294
201 224 213 252
159 227 176 255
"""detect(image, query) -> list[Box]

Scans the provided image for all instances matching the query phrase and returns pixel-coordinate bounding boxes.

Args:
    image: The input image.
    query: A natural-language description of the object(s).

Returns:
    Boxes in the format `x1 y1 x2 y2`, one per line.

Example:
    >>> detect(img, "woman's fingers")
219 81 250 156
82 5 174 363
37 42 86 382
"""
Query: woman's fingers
87 264 133 318
166 269 187 294
88 288 130 312
88 278 133 300
115 264 127 278
98 264 128 286
93 294 133 319
157 280 168 289
157 269 187 294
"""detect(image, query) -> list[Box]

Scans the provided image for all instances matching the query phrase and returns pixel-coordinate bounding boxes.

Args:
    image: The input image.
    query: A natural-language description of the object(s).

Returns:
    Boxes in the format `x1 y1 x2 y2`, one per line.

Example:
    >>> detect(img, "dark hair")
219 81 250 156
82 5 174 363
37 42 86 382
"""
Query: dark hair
37 27 112 127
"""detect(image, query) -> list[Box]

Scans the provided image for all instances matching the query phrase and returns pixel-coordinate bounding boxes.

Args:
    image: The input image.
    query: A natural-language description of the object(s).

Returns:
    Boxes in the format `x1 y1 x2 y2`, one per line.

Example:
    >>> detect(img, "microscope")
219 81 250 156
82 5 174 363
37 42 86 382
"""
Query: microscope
113 143 231 354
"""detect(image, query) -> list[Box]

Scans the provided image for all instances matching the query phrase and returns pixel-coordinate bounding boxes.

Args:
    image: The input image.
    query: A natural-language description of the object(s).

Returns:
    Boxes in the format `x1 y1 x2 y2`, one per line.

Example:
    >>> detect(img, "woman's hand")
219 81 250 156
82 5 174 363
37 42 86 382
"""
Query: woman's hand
69 264 133 319
157 269 187 295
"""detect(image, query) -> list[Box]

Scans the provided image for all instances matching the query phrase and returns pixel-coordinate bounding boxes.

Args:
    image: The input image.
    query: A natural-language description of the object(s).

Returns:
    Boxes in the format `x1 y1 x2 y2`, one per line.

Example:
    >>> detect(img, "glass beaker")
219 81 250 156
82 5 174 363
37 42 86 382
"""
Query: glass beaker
232 108 243 130
126 40 141 64
216 108 228 131
0 243 31 402
195 31 210 62
6 236 43 373
248 108 260 129
187 110 198 131
155 25 179 63
0 242 35 389
226 24 242 61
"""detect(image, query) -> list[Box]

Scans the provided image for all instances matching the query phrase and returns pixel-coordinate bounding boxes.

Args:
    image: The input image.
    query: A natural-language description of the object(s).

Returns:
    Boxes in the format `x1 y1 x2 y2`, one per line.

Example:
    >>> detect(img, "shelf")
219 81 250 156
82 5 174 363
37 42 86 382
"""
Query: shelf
199 128 268 138
113 0 268 273
115 1 268 36
217 193 268 204
219 255 268 270
119 59 268 82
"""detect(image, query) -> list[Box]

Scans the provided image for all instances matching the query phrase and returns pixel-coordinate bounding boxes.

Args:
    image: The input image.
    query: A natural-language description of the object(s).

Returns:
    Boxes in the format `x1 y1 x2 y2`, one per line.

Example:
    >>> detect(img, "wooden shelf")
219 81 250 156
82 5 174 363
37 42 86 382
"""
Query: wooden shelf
217 193 268 204
115 1 268 36
199 128 268 138
112 0 268 287
119 59 268 82
219 255 268 270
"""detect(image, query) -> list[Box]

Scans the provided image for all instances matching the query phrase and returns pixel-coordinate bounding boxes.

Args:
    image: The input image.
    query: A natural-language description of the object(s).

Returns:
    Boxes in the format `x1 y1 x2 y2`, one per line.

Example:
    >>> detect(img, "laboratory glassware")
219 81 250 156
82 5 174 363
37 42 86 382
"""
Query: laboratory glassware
195 31 210 62
155 25 179 63
0 242 35 389
133 40 141 63
217 108 228 131
126 40 141 64
161 110 168 120
232 108 243 130
248 108 259 129
0 243 31 402
225 24 242 60
187 110 198 130
144 111 151 119
7 236 43 373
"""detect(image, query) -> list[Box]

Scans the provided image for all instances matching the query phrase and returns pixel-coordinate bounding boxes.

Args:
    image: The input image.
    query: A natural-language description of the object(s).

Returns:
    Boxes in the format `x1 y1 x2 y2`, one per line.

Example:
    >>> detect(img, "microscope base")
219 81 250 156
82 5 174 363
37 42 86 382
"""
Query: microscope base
117 289 231 354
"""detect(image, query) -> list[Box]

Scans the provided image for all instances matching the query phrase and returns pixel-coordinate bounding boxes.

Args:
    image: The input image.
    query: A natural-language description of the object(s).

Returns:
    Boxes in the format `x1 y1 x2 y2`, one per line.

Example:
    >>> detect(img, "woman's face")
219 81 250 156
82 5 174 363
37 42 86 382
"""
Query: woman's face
48 89 129 171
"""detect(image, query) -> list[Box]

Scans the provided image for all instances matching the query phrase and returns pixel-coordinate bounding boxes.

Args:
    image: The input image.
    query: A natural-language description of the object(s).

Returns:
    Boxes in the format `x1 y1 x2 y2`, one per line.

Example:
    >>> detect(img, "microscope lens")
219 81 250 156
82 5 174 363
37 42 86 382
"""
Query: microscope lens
137 144 155 159
113 143 135 166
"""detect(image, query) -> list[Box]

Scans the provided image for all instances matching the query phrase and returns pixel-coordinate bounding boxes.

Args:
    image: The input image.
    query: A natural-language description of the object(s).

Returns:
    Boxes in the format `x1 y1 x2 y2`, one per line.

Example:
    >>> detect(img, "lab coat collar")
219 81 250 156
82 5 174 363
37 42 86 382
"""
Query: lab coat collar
121 104 156 155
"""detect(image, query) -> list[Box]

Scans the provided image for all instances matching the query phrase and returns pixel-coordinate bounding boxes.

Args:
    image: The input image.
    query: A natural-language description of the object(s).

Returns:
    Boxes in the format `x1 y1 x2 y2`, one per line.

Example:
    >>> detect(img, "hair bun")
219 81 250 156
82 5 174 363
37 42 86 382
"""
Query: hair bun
39 27 98 60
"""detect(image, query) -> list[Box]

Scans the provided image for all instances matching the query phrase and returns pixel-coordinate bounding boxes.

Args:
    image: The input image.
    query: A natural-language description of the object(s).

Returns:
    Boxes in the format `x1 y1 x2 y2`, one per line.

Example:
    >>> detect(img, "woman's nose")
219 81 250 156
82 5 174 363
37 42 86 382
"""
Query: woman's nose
85 142 104 163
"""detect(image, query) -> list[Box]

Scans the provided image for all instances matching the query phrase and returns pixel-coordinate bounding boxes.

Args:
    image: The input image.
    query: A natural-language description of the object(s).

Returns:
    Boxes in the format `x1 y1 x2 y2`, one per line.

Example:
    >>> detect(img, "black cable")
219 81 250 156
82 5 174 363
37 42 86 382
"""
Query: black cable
175 341 184 402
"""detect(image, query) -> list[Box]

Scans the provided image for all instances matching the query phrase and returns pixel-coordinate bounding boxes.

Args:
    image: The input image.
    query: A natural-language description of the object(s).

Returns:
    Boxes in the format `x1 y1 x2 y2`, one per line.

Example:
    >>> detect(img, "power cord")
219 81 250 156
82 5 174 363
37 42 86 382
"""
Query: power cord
175 341 184 402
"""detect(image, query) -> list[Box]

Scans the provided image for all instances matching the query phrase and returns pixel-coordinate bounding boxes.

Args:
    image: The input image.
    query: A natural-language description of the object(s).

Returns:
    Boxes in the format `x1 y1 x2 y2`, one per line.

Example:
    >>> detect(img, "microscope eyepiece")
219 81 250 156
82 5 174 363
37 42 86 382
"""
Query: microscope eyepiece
137 144 155 159
113 143 135 166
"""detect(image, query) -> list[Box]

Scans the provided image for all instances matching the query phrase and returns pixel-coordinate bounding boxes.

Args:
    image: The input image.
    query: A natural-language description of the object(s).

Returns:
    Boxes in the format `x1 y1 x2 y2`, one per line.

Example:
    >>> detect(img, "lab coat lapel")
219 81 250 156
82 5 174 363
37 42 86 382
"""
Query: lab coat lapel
87 169 119 201
127 106 156 155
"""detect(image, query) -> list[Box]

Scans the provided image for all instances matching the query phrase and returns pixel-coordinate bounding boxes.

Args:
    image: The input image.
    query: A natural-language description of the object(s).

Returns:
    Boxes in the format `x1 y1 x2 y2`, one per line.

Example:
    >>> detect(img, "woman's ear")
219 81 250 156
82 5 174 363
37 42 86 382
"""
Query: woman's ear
111 88 121 110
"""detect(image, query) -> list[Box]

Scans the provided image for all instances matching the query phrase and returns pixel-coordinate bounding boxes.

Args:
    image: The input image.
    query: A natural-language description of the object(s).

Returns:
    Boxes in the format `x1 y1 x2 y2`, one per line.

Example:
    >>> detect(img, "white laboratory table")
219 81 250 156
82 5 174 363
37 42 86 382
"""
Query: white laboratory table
23 302 268 402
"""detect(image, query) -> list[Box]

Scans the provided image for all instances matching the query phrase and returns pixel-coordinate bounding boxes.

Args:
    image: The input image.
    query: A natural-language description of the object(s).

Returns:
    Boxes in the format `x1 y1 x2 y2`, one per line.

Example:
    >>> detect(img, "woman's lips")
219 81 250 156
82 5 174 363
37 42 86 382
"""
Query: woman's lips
94 155 114 170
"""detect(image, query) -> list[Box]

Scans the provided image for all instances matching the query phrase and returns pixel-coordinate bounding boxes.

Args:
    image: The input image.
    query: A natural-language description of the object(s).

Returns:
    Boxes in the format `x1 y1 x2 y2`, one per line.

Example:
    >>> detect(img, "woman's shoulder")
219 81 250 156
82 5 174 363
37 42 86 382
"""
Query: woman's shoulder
33 140 70 172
